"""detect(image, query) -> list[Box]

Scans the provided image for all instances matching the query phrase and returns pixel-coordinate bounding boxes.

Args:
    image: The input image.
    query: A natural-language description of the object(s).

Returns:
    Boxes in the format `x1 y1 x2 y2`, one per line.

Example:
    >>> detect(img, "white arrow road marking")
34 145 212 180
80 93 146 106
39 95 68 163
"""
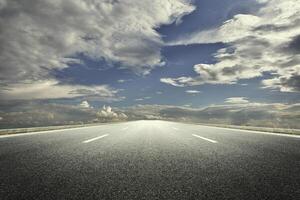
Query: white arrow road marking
82 134 109 144
192 134 218 143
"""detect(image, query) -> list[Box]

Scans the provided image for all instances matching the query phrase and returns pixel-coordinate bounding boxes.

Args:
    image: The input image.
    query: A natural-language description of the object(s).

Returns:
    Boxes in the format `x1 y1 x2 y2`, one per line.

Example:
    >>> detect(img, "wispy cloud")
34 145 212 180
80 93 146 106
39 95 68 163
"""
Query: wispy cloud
225 97 249 104
135 96 152 101
185 90 201 94
78 100 92 109
0 0 194 82
0 79 121 101
160 77 189 87
162 0 300 92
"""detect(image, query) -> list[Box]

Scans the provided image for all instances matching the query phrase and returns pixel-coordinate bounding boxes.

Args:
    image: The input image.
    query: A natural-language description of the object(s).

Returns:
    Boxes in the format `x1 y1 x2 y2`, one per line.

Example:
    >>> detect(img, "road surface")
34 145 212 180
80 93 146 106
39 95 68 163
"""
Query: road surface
0 120 299 200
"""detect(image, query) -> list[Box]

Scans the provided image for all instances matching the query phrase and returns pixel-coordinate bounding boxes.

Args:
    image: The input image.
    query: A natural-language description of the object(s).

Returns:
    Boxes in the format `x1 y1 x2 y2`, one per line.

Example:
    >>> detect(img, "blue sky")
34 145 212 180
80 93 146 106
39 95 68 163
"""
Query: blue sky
0 0 299 109
51 0 299 108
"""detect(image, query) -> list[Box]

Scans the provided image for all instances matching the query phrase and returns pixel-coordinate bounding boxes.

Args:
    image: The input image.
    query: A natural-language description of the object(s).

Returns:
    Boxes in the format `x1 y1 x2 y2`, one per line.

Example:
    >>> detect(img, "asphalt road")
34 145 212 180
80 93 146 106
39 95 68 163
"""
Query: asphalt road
0 120 299 200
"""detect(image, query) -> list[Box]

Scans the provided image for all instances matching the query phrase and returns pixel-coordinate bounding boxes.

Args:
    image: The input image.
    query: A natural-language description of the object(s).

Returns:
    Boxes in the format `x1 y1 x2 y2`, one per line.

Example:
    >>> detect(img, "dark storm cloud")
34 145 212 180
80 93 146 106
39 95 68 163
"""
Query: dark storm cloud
280 74 300 92
288 35 300 54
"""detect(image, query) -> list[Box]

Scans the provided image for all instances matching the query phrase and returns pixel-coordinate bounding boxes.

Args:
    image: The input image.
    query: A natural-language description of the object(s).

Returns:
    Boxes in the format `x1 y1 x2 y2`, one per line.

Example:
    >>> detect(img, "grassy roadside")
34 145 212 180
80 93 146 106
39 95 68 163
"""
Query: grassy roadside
194 123 300 135
0 122 118 136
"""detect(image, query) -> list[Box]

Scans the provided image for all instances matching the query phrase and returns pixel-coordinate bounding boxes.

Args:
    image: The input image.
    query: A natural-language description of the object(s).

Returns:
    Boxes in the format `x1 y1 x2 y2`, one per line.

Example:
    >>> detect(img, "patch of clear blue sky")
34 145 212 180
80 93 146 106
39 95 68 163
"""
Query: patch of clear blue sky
53 0 299 108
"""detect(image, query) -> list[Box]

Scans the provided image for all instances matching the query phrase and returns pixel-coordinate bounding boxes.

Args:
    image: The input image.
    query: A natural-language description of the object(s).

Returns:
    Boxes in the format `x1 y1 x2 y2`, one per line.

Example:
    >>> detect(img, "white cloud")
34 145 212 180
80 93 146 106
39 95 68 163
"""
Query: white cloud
79 100 91 108
97 105 127 120
185 90 201 94
135 96 152 101
170 14 261 45
0 79 121 101
0 0 195 100
0 0 195 84
163 0 300 92
117 79 133 84
160 77 189 87
225 97 249 104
